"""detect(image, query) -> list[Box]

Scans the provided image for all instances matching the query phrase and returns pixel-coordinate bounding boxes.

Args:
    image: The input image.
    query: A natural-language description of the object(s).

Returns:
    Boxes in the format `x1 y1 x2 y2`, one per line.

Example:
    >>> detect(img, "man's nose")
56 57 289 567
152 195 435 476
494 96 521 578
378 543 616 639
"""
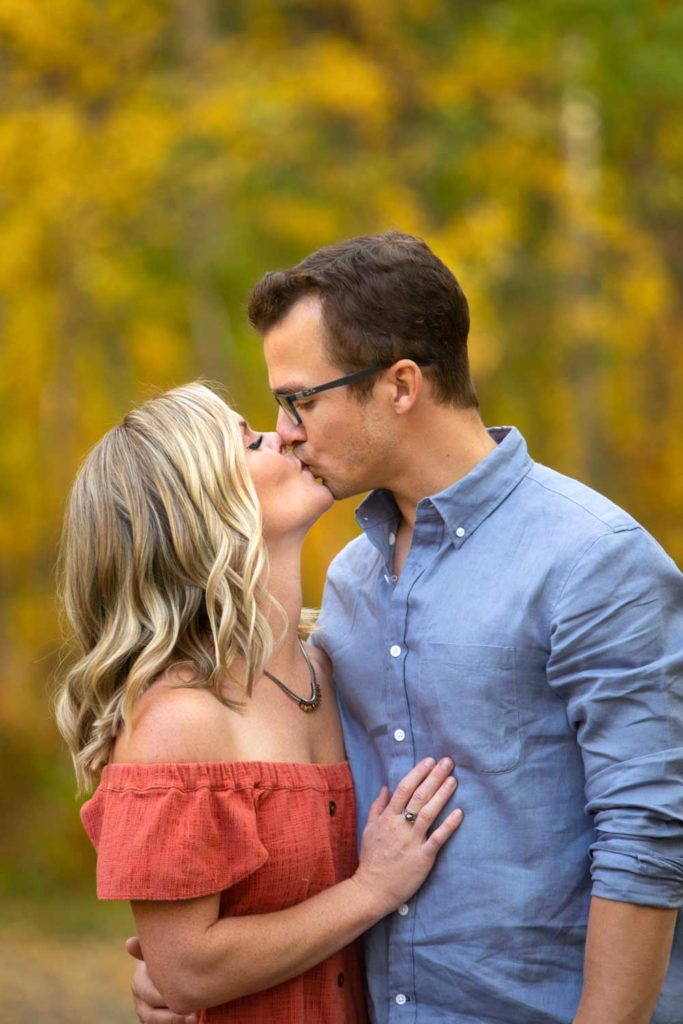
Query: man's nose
275 406 307 445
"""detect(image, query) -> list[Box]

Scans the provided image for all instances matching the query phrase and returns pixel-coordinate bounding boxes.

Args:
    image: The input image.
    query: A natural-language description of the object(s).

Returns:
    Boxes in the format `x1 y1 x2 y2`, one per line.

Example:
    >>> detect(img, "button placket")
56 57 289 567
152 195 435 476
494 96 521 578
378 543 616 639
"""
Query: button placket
385 520 442 1024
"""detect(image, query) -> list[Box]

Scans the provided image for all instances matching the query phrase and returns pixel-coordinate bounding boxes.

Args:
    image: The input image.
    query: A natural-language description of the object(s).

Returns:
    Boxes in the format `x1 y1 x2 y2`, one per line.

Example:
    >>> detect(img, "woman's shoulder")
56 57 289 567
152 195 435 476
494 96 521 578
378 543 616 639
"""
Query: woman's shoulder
112 682 239 766
84 687 270 900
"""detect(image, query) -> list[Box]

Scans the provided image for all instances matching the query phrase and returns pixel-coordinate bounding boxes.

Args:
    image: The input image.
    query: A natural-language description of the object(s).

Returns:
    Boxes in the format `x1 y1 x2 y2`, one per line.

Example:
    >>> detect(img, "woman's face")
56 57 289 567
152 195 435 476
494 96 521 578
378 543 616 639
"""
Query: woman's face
237 417 334 538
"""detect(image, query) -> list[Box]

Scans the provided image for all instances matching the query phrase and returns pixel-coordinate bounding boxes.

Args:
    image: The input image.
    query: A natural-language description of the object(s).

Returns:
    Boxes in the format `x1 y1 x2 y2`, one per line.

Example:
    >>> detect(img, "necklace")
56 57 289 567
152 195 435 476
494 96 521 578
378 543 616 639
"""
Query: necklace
263 639 322 713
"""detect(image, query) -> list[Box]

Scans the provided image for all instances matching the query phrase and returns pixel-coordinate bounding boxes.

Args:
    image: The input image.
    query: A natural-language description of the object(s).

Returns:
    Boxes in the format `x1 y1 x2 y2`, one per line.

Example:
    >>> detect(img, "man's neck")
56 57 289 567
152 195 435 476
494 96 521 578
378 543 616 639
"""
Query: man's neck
388 411 496 531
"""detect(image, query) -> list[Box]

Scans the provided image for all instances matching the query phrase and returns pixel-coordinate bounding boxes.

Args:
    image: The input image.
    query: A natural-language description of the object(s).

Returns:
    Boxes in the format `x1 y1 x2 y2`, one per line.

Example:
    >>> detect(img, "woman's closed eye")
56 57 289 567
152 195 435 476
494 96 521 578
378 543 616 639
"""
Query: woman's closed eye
247 434 264 451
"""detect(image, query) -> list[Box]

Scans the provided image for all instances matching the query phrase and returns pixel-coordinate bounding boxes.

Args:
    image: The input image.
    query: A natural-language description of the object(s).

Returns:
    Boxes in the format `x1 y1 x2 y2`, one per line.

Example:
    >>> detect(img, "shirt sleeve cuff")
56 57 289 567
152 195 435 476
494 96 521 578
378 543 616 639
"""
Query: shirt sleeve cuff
590 846 683 908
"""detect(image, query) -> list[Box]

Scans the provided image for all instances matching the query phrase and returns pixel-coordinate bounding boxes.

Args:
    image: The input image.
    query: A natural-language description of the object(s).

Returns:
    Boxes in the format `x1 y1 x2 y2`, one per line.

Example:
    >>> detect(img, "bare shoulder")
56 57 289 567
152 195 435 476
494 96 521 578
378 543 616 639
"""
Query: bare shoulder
112 683 240 765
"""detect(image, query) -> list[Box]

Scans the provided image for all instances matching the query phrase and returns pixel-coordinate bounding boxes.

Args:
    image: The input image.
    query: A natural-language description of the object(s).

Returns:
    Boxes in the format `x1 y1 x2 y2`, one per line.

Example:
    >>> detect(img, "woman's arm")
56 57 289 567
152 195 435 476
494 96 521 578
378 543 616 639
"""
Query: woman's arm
132 758 461 1014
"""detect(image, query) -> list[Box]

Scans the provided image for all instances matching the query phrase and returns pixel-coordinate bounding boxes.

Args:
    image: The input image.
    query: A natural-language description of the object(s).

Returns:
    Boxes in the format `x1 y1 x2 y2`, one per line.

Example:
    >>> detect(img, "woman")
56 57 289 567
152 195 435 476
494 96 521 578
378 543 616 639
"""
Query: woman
55 382 462 1023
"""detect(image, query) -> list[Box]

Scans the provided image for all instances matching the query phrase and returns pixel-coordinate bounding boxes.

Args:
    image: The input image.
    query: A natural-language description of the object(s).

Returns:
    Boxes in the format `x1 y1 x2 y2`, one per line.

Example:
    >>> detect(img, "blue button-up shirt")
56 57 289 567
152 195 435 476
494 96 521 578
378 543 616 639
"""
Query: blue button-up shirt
315 427 683 1024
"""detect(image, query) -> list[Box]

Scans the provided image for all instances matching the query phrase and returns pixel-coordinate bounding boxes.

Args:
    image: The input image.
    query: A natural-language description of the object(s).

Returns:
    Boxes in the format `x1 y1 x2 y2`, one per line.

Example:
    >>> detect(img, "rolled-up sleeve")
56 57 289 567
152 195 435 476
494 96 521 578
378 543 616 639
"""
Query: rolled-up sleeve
547 525 683 908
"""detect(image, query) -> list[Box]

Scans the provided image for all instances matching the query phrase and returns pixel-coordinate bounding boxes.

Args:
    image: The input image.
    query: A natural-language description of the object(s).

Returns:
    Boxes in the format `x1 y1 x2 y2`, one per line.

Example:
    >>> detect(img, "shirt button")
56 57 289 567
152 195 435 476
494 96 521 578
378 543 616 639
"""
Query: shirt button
395 993 408 1005
389 532 396 545
397 903 409 916
390 644 402 657
328 800 336 816
337 972 345 987
393 728 406 742
455 527 465 538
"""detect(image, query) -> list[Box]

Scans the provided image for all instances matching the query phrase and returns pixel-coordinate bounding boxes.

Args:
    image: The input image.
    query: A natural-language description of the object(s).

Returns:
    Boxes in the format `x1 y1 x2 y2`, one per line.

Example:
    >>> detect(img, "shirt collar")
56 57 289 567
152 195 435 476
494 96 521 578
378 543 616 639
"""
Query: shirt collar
355 427 533 547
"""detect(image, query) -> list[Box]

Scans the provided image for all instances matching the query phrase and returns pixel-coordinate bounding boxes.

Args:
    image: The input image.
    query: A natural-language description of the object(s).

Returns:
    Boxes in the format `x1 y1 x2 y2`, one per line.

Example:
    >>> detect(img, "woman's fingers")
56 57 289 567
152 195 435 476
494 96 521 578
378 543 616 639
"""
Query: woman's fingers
401 757 455 821
355 759 463 915
411 774 459 836
424 808 464 853
387 757 438 814
367 785 389 823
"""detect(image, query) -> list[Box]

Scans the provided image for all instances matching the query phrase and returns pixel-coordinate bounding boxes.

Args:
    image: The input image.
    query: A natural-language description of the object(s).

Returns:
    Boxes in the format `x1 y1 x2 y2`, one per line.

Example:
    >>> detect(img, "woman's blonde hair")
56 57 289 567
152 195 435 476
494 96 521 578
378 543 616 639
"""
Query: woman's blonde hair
55 382 285 793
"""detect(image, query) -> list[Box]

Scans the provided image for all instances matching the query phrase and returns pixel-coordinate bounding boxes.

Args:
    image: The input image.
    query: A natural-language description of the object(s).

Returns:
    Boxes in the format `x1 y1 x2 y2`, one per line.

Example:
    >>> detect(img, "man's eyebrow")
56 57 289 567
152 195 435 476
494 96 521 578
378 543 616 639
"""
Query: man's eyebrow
271 383 308 396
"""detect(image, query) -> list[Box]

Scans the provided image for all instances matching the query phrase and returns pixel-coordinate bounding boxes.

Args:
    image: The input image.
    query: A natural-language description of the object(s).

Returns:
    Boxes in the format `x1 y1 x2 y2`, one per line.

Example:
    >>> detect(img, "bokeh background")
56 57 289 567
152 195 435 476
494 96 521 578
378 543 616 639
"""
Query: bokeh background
1 1 682 1019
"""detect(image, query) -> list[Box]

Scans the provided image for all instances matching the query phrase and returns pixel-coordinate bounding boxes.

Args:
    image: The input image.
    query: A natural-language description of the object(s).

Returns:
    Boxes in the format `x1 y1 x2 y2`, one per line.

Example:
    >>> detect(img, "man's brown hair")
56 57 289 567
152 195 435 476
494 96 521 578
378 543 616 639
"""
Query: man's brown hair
248 231 478 408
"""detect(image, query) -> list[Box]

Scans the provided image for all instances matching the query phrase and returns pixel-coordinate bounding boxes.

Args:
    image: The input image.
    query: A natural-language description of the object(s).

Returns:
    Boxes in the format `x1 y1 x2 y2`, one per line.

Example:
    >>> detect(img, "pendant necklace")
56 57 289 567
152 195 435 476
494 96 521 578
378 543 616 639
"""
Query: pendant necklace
263 639 322 713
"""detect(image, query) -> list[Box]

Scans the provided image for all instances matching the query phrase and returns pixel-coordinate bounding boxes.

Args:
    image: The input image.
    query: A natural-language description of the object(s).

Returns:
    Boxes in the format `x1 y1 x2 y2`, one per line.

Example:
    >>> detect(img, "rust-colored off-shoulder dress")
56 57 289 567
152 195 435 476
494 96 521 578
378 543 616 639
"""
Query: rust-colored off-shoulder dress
81 759 367 1023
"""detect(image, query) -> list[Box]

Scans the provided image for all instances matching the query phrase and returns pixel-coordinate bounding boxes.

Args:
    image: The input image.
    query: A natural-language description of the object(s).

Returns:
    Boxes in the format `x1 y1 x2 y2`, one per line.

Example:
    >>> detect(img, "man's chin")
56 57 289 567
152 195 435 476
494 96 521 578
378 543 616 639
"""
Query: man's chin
304 464 334 497
316 476 338 500
319 477 366 503
306 465 356 502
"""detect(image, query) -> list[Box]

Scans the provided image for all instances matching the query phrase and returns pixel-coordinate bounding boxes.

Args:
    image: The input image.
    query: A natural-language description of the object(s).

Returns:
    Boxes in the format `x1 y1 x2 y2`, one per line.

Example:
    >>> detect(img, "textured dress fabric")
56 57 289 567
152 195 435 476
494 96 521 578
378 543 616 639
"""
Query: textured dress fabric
81 759 367 1023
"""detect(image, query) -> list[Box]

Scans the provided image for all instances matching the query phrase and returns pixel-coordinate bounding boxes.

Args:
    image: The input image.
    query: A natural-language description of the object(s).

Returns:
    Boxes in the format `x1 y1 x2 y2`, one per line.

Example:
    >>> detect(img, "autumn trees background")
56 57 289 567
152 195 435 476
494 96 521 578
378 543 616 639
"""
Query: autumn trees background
1 0 682 912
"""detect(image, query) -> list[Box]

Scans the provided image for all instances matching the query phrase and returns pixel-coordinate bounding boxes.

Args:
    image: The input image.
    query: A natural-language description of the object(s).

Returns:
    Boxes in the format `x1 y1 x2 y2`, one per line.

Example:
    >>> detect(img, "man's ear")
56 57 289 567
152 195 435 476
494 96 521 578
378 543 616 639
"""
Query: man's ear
386 360 425 416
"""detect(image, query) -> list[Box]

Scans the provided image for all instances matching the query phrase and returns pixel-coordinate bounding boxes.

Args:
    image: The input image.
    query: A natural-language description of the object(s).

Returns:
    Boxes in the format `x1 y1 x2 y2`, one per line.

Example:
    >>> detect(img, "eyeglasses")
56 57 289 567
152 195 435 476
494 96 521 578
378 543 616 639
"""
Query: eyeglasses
273 360 433 426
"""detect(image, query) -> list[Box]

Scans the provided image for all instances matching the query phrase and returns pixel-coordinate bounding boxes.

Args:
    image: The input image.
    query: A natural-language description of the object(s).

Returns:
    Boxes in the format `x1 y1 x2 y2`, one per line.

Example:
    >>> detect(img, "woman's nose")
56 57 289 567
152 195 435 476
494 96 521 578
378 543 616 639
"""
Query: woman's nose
260 431 284 452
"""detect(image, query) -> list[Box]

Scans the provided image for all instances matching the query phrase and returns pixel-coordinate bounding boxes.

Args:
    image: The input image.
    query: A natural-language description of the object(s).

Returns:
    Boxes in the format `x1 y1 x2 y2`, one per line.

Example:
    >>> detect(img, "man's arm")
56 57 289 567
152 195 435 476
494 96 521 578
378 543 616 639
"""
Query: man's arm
126 938 197 1024
547 526 683 1020
573 898 677 1024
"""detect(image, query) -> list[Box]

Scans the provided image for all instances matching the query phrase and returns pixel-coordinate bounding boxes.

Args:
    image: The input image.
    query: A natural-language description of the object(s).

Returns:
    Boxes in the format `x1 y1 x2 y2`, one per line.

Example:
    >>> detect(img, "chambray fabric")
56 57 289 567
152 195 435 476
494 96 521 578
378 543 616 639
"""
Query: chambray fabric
315 427 683 1024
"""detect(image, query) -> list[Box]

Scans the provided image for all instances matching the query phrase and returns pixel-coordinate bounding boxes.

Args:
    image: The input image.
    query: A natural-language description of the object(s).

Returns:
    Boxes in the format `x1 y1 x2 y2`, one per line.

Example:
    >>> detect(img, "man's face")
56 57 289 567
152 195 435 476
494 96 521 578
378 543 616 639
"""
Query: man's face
263 295 393 500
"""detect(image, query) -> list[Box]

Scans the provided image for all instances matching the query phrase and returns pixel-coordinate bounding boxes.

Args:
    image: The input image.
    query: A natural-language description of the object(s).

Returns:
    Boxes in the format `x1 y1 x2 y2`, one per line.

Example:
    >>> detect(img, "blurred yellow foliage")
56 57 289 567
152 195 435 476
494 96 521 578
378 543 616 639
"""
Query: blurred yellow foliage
0 0 681 909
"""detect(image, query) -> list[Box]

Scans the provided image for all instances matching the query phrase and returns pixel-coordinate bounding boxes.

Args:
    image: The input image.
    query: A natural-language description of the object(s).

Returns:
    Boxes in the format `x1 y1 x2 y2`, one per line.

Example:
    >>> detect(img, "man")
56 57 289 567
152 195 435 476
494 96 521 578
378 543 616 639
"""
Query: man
132 232 683 1022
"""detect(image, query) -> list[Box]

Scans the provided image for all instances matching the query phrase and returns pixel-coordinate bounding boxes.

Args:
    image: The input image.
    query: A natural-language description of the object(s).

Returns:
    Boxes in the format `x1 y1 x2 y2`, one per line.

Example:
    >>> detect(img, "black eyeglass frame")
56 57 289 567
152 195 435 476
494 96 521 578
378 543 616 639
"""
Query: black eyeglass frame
273 360 433 425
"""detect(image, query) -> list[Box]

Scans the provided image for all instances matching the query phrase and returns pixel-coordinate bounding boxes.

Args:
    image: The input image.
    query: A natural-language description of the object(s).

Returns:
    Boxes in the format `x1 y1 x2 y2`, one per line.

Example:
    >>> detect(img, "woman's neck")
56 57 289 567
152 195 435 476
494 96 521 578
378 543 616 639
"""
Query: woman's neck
263 534 305 668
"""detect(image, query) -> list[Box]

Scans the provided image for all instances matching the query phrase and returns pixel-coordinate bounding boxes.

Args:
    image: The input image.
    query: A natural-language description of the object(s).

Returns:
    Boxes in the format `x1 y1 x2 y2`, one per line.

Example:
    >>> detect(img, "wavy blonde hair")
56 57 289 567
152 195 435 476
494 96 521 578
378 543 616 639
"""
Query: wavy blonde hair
55 382 286 793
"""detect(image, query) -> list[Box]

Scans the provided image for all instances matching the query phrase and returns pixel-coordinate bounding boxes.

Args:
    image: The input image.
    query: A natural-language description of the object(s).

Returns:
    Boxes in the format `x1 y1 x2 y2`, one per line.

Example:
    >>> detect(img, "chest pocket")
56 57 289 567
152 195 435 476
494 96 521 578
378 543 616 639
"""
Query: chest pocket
418 643 520 773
